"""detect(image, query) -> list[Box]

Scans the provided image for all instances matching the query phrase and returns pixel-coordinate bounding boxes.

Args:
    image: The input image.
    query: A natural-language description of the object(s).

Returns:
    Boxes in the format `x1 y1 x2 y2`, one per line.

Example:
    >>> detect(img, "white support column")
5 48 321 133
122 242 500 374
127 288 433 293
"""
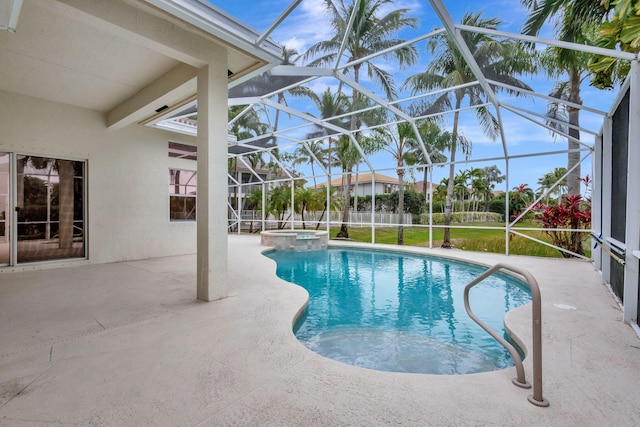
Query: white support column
290 179 295 230
196 51 228 302
505 158 510 255
261 182 266 232
371 174 375 244
592 133 603 270
623 60 640 323
602 116 613 284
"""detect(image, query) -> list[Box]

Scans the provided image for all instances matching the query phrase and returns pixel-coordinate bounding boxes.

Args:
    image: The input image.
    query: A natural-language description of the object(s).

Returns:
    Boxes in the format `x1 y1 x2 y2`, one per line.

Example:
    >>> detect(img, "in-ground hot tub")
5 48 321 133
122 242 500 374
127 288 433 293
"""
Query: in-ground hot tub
260 229 329 252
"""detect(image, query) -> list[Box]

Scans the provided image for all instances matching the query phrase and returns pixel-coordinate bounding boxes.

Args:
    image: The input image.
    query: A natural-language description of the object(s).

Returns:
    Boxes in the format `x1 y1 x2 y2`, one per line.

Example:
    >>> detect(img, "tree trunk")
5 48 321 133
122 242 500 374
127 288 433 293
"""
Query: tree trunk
397 168 405 245
567 70 582 197
316 205 327 230
443 99 461 248
337 63 362 239
422 167 428 202
301 204 306 229
337 172 352 238
58 160 74 249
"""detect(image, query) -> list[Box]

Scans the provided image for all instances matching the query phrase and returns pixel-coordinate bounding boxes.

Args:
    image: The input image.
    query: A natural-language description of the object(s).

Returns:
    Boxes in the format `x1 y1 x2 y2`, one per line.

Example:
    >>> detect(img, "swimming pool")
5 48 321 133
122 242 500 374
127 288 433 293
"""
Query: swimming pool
266 247 531 375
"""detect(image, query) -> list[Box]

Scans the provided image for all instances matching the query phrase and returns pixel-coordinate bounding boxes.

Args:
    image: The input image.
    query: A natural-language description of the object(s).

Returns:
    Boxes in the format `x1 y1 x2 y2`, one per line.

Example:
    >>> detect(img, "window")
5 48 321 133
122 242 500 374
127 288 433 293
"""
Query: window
169 169 196 221
168 142 197 160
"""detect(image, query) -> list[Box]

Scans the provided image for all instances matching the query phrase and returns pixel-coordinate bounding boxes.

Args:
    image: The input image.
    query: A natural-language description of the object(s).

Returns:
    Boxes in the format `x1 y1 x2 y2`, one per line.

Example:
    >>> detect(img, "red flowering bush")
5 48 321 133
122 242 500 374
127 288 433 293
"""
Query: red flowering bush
536 193 591 257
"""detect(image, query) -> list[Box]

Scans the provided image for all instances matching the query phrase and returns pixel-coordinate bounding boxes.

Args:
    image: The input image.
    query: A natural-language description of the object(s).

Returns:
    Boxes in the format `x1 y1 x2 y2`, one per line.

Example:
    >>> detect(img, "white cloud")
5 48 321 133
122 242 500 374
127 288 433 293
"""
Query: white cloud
271 0 334 57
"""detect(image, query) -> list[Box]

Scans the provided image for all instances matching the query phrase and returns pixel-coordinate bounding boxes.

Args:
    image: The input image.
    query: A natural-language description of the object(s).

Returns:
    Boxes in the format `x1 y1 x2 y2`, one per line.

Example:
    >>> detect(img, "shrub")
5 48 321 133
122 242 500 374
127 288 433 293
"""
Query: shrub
489 194 506 216
352 190 425 216
536 194 591 257
420 212 502 224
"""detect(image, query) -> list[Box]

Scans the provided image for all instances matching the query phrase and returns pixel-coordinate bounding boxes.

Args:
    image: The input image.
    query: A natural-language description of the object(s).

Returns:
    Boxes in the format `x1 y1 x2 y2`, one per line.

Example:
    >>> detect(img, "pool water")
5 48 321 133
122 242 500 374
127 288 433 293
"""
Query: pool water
266 247 531 375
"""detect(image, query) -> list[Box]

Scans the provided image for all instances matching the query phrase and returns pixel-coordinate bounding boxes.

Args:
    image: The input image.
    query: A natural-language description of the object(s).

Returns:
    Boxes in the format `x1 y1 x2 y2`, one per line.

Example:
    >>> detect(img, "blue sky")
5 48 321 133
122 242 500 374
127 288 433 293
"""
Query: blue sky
211 0 621 193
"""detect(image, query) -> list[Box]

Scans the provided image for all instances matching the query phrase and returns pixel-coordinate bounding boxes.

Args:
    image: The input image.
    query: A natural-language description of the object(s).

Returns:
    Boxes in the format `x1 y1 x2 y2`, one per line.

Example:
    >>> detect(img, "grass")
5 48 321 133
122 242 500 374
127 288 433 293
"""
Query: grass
336 222 591 259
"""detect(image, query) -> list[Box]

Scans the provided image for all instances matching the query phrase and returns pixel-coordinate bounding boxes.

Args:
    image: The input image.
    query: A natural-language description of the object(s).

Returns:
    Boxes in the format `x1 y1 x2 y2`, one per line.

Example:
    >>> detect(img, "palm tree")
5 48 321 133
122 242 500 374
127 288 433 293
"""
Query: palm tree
272 46 317 138
405 12 535 248
408 121 450 203
303 88 352 227
454 170 471 214
228 105 269 226
241 151 265 210
468 167 485 213
521 1 606 196
228 105 266 140
267 184 292 229
433 180 448 211
315 186 343 230
292 140 327 189
588 1 639 88
294 186 324 229
245 188 263 233
510 183 535 221
372 121 420 245
536 167 567 204
304 0 418 238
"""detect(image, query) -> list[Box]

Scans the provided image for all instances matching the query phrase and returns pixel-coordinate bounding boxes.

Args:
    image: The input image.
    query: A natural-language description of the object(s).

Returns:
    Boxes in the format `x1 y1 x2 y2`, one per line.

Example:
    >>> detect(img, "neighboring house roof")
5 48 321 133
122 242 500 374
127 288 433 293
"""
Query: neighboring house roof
320 172 400 187
412 181 437 193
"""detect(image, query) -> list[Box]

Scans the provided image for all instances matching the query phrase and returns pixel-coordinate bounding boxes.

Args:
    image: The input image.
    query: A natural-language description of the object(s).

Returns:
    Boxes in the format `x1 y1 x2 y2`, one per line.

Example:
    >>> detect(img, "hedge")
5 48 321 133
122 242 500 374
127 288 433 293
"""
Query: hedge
419 211 503 224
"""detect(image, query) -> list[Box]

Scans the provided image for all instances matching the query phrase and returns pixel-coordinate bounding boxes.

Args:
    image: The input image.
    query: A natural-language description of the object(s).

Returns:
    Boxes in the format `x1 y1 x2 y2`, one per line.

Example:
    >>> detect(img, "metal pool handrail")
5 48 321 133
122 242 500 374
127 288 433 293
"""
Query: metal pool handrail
463 263 549 407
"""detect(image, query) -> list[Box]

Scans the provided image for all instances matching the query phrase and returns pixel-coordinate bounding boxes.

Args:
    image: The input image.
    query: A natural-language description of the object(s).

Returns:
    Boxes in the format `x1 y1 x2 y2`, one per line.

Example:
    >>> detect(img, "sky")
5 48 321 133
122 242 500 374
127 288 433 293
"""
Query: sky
209 0 622 193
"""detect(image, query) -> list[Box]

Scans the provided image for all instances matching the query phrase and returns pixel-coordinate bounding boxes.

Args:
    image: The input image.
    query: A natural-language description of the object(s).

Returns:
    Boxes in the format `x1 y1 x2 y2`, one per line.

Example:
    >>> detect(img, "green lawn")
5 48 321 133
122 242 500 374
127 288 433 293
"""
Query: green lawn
335 222 591 258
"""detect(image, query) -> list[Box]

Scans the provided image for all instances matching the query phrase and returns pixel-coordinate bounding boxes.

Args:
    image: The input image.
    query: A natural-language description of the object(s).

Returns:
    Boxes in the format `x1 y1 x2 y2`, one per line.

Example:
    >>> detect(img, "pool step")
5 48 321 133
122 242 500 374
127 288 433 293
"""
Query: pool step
305 329 502 375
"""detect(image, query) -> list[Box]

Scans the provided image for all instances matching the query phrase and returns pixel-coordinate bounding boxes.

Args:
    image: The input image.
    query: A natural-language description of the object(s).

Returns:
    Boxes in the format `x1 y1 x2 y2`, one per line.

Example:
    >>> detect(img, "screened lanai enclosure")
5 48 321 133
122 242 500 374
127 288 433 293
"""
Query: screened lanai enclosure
147 0 640 324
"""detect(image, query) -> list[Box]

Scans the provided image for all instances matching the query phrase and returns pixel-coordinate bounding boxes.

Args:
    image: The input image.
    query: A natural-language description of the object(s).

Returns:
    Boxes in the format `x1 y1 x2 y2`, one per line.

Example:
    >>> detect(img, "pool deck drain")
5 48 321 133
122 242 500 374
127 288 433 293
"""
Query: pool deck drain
1 234 639 426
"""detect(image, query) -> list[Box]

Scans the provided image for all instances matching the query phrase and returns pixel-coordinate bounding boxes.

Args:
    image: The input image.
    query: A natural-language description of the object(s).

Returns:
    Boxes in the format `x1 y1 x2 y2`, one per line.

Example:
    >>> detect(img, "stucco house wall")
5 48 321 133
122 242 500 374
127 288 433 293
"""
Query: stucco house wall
0 90 197 264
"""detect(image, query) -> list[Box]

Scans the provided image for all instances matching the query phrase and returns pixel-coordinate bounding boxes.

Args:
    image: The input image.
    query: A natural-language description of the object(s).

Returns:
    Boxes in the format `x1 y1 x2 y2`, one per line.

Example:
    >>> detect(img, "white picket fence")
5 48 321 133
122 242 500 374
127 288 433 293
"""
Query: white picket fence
236 210 412 230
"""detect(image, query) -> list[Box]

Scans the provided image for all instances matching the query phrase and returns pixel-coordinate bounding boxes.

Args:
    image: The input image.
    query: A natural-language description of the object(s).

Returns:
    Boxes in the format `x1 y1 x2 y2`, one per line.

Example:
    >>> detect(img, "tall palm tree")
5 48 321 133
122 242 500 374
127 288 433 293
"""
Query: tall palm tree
294 186 324 229
272 46 318 138
372 121 419 245
521 1 606 196
405 12 535 248
454 170 471 214
408 121 450 203
292 140 327 189
468 167 485 213
304 88 351 225
304 0 418 238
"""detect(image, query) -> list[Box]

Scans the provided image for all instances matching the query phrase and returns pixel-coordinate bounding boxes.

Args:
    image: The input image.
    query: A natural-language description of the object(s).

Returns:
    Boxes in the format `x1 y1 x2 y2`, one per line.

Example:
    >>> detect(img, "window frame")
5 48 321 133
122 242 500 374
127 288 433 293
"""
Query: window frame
169 168 197 222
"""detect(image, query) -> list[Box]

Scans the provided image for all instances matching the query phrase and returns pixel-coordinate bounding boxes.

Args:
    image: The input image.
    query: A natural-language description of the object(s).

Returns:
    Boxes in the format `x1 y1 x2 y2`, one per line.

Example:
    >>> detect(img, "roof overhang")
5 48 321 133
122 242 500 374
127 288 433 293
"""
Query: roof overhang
0 0 283 130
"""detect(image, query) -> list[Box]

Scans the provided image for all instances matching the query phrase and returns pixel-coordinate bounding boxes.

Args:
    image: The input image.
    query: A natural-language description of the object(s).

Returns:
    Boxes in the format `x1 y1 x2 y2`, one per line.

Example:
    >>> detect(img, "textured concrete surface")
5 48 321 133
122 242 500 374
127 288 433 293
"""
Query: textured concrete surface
1 234 639 426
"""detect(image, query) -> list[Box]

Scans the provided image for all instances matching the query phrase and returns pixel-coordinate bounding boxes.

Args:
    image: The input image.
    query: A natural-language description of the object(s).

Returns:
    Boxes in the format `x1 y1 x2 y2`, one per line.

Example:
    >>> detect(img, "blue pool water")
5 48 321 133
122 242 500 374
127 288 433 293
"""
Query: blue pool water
266 247 531 375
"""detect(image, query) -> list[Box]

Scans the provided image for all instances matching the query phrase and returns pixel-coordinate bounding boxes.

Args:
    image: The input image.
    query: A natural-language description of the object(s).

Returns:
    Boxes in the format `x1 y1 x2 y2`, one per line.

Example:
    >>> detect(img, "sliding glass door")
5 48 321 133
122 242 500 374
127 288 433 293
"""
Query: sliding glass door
15 155 86 263
0 153 9 265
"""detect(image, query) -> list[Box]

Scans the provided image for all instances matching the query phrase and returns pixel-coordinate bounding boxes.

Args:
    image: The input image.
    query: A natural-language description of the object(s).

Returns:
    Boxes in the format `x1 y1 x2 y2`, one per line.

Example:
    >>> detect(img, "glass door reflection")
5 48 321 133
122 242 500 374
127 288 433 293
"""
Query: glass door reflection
16 155 85 263
0 153 9 265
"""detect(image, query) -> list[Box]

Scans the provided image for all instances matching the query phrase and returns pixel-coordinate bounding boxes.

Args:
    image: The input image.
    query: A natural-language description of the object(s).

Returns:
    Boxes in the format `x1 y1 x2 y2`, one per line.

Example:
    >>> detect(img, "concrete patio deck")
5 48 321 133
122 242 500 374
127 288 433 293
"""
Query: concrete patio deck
1 234 639 426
